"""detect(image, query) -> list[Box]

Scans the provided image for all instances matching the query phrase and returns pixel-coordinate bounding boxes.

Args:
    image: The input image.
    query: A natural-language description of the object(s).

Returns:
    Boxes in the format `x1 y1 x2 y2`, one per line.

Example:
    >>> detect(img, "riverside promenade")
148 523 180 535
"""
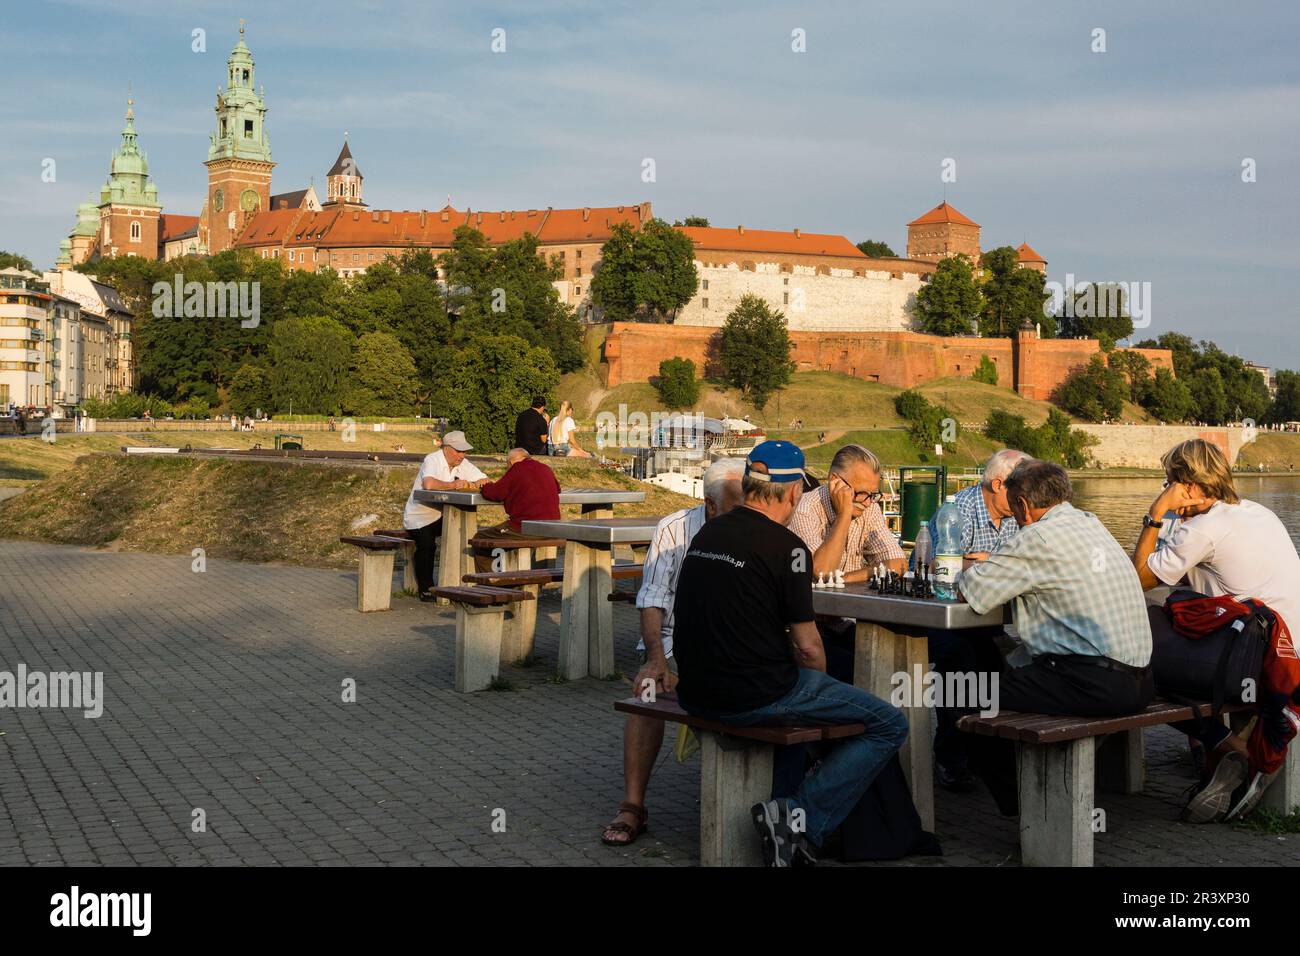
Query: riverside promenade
0 539 1292 867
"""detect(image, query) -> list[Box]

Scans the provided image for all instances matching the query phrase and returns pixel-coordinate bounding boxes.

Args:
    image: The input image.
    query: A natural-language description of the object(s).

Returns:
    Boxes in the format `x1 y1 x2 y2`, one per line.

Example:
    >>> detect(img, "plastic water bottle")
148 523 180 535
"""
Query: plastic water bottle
912 523 933 574
932 495 963 601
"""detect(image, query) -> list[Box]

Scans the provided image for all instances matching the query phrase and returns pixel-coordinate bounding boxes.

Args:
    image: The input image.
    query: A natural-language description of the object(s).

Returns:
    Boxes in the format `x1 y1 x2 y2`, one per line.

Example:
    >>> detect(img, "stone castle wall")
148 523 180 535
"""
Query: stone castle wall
602 323 1174 400
675 261 922 333
1074 425 1251 468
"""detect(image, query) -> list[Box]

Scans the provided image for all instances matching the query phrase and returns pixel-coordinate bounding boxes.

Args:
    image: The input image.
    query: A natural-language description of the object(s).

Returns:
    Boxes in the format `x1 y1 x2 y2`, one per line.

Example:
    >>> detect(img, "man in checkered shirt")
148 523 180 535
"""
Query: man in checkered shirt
790 444 906 580
957 458 1154 815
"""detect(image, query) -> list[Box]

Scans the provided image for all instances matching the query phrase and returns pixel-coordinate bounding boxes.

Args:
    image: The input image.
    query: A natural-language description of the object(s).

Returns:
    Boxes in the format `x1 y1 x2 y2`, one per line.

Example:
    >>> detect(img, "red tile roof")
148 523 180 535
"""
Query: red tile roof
678 226 866 259
907 202 979 228
159 214 199 242
1016 241 1046 263
235 203 652 250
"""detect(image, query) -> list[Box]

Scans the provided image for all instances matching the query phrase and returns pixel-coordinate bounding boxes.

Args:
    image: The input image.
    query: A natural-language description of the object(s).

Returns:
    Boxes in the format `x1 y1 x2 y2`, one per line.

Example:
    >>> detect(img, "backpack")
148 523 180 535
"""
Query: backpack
1152 590 1271 712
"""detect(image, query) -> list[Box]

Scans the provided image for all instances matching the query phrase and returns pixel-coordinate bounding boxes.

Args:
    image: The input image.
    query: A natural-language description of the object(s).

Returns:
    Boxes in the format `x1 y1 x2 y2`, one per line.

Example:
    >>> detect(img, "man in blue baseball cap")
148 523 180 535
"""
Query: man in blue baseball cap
671 440 908 866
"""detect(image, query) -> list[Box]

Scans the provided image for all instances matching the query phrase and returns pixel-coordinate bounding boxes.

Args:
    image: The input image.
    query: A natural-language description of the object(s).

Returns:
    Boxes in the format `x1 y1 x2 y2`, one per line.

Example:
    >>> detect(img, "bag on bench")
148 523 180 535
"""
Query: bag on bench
1152 590 1271 711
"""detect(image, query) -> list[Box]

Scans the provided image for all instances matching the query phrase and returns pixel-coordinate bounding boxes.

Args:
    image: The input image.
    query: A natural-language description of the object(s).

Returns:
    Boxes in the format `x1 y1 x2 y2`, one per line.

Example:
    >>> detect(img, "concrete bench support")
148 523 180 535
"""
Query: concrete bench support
454 604 506 693
496 548 540 664
1096 727 1145 794
357 550 396 612
1018 738 1096 867
699 732 774 868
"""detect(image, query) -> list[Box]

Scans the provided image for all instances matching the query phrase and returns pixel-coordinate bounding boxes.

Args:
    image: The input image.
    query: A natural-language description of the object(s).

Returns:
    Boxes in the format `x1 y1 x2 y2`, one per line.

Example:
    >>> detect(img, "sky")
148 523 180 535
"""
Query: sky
2 0 1297 368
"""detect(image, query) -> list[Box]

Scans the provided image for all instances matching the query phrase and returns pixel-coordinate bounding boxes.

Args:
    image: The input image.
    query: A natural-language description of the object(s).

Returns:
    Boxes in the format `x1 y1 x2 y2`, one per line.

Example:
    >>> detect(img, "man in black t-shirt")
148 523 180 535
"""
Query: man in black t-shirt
514 398 549 456
673 440 908 867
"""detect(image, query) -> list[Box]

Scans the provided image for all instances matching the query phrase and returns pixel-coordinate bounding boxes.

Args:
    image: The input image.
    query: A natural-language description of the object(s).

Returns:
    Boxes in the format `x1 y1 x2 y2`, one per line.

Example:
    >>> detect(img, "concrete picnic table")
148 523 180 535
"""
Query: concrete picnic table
811 586 1007 831
413 487 646 597
520 516 664 680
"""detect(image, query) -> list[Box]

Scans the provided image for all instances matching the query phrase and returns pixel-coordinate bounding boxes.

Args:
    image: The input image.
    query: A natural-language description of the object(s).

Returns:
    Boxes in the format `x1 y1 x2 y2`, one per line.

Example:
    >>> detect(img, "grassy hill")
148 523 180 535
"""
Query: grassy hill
0 454 694 568
1236 433 1300 470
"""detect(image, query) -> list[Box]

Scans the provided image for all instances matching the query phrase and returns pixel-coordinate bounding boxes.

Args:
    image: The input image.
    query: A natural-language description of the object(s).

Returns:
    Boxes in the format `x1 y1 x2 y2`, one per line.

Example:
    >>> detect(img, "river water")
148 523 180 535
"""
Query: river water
1072 476 1300 551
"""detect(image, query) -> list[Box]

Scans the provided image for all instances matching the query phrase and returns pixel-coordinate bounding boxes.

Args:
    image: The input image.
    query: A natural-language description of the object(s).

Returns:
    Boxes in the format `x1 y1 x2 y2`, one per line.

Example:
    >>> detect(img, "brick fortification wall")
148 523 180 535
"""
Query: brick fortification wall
603 323 1173 398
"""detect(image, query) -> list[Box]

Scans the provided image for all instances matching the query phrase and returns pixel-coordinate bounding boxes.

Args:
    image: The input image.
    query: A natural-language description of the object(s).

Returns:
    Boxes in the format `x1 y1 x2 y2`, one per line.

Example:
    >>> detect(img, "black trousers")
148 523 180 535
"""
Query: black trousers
411 520 441 595
965 637 1155 814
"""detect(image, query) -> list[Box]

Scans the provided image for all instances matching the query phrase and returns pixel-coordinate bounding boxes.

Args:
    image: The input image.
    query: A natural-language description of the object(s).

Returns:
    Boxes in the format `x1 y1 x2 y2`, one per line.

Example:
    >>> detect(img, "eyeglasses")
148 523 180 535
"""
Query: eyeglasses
853 491 883 503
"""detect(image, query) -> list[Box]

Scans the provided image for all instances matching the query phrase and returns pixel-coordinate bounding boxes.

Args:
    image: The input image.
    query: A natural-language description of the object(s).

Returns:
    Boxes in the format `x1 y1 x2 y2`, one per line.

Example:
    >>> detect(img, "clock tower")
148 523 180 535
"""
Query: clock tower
200 21 274 254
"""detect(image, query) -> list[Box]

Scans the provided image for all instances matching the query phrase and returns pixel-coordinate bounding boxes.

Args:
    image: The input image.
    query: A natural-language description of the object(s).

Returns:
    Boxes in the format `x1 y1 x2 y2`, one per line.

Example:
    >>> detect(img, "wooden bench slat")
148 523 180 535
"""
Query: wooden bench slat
374 529 414 541
615 697 865 746
432 585 532 607
461 563 644 588
957 699 1255 744
470 535 568 550
339 534 406 551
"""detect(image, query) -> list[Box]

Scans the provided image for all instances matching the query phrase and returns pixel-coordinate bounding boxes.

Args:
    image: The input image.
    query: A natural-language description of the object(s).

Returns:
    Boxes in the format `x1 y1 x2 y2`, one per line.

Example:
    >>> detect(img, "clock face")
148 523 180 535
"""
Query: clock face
240 189 260 213
213 188 224 212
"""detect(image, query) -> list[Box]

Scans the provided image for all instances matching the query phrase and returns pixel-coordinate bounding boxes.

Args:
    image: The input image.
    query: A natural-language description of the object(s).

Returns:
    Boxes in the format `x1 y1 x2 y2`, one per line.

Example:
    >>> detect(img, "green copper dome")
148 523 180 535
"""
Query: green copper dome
101 99 161 209
207 23 273 165
72 199 100 237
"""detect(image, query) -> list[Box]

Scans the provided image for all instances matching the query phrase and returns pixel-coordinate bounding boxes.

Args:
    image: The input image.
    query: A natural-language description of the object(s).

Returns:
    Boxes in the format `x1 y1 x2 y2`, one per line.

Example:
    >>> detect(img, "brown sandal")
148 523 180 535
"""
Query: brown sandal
601 802 648 846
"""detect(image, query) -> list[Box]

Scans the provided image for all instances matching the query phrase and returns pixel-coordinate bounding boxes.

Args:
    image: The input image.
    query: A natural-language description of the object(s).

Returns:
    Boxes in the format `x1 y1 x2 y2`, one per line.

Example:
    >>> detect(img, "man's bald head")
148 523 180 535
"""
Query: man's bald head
506 448 529 466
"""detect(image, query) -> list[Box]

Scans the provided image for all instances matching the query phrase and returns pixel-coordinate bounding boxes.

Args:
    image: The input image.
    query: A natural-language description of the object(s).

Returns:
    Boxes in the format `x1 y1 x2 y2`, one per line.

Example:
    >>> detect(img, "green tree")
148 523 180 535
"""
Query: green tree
1108 350 1152 404
915 255 983 336
715 294 795 409
0 251 34 271
438 227 584 372
856 239 897 258
1060 283 1134 348
979 246 1050 337
348 332 418 416
1135 332 1196 377
1266 370 1300 425
228 363 271 418
971 355 999 386
1142 367 1195 423
1054 355 1126 422
430 335 560 452
1186 366 1229 424
591 219 698 322
656 357 700 409
986 408 1094 468
268 315 355 414
673 217 710 228
894 390 957 451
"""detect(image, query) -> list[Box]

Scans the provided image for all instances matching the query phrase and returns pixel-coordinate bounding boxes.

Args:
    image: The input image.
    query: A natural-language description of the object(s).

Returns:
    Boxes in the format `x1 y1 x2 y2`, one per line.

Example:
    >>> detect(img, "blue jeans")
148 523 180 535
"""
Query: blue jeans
551 444 571 456
687 668 908 847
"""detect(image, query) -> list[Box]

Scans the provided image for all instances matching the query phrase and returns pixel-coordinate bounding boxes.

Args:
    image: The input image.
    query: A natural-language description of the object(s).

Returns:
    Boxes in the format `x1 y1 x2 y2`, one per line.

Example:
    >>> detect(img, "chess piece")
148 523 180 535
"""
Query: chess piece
815 572 826 589
833 569 845 589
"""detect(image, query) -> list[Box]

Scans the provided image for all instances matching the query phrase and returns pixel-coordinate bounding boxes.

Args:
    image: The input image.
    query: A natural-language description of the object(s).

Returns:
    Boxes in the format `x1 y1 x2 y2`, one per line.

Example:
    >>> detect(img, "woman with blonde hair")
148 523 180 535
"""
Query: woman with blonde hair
1132 437 1300 823
548 400 591 458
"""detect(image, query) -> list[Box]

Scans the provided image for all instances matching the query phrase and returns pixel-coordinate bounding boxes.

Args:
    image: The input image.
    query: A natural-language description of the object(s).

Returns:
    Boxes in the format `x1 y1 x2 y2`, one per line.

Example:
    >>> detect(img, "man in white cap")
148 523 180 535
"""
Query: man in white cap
403 430 486 601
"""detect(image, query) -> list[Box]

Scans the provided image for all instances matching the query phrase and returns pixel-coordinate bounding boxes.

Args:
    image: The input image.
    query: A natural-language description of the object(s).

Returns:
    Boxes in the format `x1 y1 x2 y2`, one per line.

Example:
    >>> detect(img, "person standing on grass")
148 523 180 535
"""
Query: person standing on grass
514 397 550 457
549 400 590 458
402 430 486 601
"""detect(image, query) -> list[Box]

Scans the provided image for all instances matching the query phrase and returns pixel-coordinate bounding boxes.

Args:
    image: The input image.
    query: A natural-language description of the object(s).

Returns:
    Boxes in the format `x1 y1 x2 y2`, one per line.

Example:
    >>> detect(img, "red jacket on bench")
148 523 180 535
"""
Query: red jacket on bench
480 458 561 531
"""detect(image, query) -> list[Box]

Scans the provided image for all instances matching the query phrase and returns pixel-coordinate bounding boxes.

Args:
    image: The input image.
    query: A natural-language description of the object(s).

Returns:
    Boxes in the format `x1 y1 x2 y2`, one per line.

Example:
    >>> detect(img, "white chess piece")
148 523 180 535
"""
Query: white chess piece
834 569 845 588
814 572 824 588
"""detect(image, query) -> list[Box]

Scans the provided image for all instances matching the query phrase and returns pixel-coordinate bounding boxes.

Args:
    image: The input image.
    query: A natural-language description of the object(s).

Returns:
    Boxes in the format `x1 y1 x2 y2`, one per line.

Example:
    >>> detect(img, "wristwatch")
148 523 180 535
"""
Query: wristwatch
1142 514 1164 530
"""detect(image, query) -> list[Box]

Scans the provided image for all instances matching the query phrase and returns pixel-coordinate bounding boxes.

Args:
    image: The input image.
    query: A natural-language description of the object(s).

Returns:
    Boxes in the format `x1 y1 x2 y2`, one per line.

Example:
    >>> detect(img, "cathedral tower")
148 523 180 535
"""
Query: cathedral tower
201 21 275 254
90 97 161 260
324 139 365 206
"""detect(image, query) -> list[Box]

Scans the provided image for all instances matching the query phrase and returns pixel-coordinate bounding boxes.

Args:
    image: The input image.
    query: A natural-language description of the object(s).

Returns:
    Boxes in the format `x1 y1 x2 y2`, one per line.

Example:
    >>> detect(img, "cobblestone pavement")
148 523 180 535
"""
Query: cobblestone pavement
0 540 1294 866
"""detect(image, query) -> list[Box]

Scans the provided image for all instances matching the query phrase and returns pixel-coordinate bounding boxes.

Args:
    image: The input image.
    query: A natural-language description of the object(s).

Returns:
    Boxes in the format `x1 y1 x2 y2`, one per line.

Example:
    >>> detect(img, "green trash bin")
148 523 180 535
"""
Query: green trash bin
899 466 946 545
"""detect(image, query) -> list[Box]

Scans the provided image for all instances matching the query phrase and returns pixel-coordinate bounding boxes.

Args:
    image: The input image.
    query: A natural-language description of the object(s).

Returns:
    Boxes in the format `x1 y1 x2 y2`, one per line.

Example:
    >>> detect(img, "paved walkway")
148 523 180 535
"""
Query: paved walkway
0 540 1292 866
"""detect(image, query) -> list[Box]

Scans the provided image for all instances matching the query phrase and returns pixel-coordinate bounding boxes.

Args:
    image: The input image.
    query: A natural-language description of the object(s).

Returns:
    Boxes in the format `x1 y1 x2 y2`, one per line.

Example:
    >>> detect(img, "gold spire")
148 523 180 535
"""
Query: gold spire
240 18 245 35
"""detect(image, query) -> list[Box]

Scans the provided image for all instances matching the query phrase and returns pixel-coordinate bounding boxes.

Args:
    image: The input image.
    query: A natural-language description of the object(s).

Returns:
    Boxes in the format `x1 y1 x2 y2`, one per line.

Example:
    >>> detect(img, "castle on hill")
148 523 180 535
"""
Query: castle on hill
57 24 1048 335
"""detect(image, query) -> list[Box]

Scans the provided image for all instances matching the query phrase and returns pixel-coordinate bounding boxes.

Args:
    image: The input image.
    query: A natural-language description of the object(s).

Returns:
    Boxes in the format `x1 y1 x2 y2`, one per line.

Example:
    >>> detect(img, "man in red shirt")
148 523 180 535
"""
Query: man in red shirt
473 448 562 572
